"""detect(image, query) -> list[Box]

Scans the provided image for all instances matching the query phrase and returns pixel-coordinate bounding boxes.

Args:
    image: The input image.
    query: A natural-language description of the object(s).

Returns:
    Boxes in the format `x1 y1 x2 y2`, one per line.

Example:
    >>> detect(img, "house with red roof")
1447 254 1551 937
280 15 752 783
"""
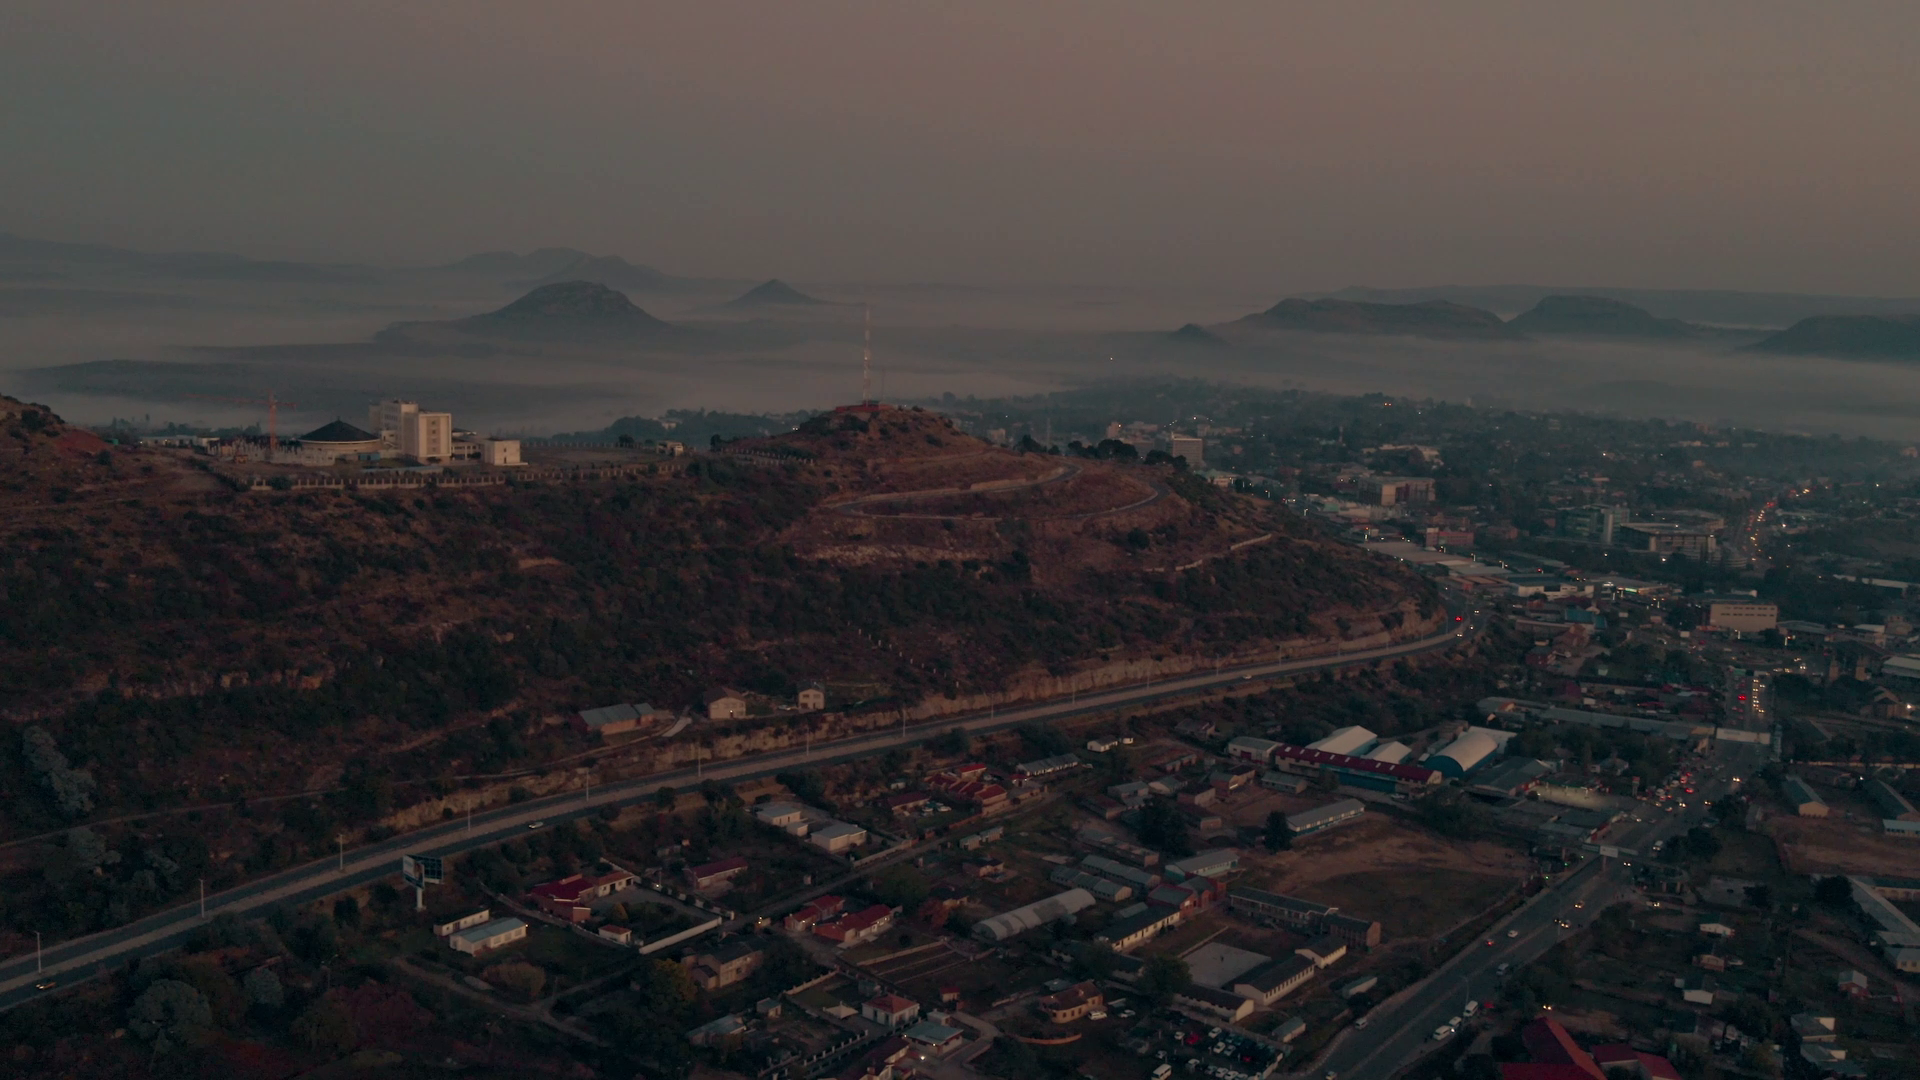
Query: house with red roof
813 903 895 947
527 869 636 922
685 855 751 890
1500 1018 1604 1080
861 993 921 1027
784 894 845 933
1590 1045 1682 1080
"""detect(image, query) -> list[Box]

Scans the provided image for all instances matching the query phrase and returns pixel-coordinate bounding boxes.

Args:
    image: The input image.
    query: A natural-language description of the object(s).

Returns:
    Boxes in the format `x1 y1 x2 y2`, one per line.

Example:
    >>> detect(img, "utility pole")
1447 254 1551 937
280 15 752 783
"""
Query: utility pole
337 835 345 872
584 776 591 803
467 805 473 835
34 931 41 973
198 879 206 919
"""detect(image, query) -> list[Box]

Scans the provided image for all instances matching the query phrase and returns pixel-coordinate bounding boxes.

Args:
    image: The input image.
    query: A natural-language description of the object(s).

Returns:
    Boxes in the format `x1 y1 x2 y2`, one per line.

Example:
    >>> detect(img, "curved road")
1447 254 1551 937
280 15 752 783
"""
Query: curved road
0 612 1479 1011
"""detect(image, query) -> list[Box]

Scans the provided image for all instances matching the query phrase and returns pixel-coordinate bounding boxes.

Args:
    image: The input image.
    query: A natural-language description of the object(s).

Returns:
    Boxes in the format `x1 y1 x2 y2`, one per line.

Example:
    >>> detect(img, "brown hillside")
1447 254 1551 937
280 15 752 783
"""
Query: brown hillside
0 395 1433 942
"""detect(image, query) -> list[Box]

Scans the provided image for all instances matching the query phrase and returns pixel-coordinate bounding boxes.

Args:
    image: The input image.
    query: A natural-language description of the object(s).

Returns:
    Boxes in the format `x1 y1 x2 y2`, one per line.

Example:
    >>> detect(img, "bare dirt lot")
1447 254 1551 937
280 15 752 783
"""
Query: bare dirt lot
1768 812 1920 878
1237 815 1528 939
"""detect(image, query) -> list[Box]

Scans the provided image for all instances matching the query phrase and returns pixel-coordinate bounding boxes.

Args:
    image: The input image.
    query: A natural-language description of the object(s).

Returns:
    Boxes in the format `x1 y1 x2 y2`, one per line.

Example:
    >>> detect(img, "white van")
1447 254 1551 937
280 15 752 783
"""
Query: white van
1153 1066 1174 1080
1463 1001 1479 1018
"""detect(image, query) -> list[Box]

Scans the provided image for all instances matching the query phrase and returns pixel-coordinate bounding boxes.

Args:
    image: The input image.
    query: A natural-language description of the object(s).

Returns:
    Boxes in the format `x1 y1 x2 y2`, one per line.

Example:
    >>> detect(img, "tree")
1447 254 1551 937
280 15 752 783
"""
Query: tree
868 865 931 910
654 785 677 810
128 979 212 1052
1140 954 1192 1004
1071 942 1117 981
1134 797 1193 857
332 895 361 929
242 966 284 1011
1263 810 1293 852
483 961 547 1000
606 902 630 925
1814 875 1854 908
1743 883 1772 911
290 995 358 1055
929 727 970 757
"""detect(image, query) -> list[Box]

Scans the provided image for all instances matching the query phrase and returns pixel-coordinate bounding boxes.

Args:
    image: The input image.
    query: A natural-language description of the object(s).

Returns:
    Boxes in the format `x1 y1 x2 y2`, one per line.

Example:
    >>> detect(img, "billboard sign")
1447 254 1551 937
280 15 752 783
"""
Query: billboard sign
401 854 444 888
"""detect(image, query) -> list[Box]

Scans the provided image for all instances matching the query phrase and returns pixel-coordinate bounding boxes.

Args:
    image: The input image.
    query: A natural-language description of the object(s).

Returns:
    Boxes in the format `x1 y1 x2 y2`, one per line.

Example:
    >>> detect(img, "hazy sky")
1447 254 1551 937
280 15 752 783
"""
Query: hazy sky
5 1 1919 294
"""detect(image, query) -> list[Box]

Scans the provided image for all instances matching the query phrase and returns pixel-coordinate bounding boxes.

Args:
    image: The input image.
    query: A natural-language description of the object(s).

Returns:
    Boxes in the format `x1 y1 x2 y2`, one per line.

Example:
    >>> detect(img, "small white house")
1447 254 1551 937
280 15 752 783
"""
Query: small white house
449 917 528 955
432 909 492 937
1699 921 1736 938
797 683 827 712
810 821 868 854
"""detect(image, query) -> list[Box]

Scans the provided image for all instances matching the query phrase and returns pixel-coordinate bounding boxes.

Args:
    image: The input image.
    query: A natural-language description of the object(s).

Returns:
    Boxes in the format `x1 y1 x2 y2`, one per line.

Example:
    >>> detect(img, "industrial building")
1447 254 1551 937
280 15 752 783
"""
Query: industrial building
1425 726 1512 777
1163 849 1240 881
1048 866 1134 902
1307 726 1377 757
1285 799 1366 837
1365 740 1413 764
1781 776 1829 817
1865 779 1920 822
1705 596 1780 634
1231 954 1316 1006
1226 736 1282 764
1266 743 1444 794
1096 903 1185 951
972 889 1096 942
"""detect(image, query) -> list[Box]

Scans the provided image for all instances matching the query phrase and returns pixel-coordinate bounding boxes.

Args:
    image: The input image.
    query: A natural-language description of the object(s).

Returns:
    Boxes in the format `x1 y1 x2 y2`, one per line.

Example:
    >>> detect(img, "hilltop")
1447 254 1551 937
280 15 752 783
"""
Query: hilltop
1169 322 1224 345
0 397 1434 863
1241 297 1518 340
517 253 686 293
1748 314 1920 359
391 281 677 342
725 278 829 307
1506 294 1695 338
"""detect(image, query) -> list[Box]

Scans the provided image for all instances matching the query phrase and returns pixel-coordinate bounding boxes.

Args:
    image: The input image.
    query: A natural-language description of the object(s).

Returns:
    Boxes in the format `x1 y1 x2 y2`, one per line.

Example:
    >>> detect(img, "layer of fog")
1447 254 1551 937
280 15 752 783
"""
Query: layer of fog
5 273 1920 441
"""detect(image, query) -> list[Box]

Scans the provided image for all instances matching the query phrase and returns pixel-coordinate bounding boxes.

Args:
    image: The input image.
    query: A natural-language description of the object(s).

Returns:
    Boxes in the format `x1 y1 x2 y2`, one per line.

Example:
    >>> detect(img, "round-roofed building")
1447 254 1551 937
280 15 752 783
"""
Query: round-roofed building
297 419 383 461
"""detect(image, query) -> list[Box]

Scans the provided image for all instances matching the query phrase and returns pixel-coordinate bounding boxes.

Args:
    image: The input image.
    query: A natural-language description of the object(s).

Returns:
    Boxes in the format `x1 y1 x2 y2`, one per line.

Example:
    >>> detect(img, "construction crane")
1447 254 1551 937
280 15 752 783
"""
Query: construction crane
187 391 298 461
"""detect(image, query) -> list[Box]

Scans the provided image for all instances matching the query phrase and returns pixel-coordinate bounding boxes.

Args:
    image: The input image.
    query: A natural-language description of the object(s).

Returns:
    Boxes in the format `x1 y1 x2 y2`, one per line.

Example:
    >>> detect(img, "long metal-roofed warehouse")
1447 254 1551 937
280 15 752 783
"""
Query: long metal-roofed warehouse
1266 743 1443 795
1285 799 1366 837
1365 740 1412 764
1426 727 1509 777
1307 726 1377 757
971 888 1096 942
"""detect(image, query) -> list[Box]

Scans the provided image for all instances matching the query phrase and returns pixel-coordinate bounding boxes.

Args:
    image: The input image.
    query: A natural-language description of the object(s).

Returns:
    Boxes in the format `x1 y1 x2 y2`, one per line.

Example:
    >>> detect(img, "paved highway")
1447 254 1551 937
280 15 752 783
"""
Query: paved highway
1311 723 1766 1080
0 612 1480 1011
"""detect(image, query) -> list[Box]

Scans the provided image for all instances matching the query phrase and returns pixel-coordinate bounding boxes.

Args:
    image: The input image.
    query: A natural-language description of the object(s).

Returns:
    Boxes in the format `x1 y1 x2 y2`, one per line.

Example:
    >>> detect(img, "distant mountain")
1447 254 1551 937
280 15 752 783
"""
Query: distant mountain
473 281 668 324
1244 297 1517 339
0 232 371 284
1169 322 1224 345
725 278 827 308
430 248 592 280
1506 295 1694 338
412 281 676 343
517 254 686 294
1325 283 1920 329
1748 315 1920 359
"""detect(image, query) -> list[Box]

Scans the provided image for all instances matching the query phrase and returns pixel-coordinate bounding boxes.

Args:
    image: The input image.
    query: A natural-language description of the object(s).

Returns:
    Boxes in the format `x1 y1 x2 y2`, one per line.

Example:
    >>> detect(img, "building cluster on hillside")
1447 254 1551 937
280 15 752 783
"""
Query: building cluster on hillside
197 397 524 468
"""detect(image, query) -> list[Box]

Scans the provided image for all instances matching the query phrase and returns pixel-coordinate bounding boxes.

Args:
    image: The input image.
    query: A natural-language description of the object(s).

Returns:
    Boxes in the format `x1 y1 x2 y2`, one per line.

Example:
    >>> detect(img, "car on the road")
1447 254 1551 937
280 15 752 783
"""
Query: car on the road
1572 901 1584 909
1448 1015 1463 1029
1506 929 1519 938
1495 962 1510 976
1463 1001 1479 1017
1432 1024 1454 1041
528 821 545 830
1485 938 1496 947
1352 1016 1369 1029
34 979 56 991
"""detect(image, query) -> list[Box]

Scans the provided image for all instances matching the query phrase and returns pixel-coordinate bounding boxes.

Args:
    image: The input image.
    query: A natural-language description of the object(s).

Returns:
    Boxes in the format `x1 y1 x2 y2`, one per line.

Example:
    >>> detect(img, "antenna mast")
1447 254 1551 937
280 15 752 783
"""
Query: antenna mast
862 305 873 404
